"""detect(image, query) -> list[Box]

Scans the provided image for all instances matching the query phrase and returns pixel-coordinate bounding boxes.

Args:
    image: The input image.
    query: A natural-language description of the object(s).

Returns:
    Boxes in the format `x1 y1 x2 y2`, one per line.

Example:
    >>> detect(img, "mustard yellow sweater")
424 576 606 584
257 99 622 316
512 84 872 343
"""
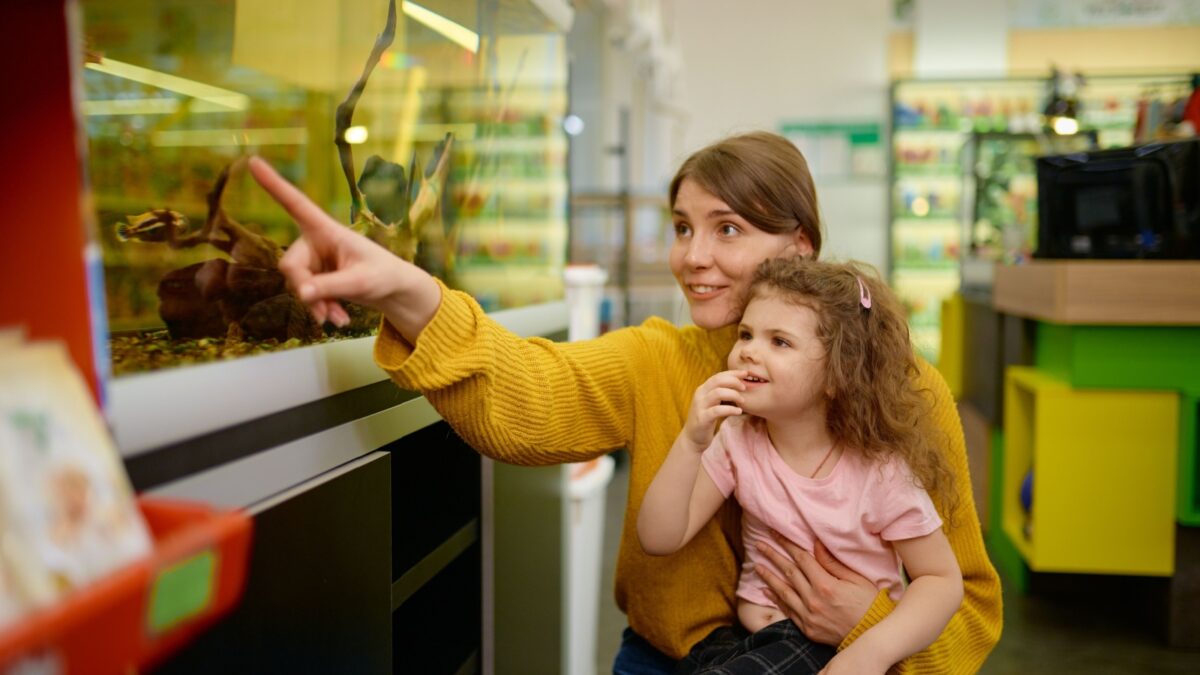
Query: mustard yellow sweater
375 282 1002 671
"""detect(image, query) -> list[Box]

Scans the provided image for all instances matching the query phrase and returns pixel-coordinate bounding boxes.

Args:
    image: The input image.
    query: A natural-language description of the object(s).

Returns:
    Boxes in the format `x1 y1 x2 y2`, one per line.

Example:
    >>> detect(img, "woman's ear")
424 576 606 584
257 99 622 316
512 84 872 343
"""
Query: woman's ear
789 227 815 259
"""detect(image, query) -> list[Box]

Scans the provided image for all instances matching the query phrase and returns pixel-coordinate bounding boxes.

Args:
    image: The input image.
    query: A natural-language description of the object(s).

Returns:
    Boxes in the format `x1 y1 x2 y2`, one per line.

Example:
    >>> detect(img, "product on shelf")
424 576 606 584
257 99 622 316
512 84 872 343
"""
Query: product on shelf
0 341 152 629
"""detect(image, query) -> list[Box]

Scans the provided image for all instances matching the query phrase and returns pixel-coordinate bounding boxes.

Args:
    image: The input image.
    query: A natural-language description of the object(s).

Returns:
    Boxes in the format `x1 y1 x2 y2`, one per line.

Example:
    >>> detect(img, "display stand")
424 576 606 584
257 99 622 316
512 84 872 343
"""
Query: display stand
993 259 1200 647
993 260 1200 325
1002 366 1177 575
0 498 252 673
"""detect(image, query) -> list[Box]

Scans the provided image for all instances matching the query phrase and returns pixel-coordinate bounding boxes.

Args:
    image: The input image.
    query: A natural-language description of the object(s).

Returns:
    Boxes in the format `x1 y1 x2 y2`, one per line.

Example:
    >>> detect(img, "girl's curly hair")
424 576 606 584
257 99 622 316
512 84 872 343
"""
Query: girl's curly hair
748 257 957 517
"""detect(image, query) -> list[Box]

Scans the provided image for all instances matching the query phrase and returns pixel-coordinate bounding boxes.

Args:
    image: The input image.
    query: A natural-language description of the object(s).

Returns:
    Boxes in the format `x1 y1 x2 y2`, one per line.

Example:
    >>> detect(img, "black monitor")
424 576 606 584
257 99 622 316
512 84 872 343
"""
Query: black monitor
1036 138 1200 259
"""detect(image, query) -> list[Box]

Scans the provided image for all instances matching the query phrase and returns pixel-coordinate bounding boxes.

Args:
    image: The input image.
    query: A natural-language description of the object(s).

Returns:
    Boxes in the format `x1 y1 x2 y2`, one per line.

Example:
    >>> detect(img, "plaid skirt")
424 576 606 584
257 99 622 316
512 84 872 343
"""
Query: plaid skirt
676 619 837 675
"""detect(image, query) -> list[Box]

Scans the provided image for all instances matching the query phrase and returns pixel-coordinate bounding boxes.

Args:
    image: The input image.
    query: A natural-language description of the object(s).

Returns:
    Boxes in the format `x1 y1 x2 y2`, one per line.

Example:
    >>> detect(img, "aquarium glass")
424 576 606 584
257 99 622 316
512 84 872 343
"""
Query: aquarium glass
80 0 569 375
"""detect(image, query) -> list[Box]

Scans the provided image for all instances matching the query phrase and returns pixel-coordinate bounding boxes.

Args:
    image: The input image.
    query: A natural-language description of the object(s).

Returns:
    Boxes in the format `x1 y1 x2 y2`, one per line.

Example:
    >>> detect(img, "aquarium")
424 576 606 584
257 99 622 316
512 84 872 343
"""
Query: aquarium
963 131 1096 266
80 0 569 376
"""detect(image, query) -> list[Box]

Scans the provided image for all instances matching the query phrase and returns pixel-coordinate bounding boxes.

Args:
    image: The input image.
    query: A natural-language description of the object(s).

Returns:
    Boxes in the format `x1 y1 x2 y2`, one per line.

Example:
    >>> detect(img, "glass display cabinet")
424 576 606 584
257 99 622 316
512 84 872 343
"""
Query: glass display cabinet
889 73 1192 363
80 0 570 376
959 130 1097 289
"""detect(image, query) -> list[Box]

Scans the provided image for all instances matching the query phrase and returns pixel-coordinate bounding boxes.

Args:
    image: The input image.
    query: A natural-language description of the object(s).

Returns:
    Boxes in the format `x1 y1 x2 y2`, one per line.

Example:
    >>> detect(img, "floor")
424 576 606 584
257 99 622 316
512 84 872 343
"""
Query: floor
592 453 1200 674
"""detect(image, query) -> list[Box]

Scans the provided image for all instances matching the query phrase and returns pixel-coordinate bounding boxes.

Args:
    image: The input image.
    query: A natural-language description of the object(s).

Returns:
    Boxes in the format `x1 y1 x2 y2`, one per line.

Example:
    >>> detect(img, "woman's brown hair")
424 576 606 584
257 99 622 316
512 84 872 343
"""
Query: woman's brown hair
749 257 957 516
669 131 823 258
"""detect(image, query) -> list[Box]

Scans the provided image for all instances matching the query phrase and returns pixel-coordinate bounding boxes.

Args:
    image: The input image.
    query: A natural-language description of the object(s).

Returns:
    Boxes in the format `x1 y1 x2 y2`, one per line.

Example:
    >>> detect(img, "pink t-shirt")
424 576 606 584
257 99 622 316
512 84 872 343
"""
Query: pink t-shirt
701 416 942 605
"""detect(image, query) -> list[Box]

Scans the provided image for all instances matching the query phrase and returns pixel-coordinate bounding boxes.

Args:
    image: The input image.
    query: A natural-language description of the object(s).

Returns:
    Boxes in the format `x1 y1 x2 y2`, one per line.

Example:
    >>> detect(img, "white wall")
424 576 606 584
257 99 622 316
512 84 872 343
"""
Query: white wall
669 0 892 270
914 0 1008 77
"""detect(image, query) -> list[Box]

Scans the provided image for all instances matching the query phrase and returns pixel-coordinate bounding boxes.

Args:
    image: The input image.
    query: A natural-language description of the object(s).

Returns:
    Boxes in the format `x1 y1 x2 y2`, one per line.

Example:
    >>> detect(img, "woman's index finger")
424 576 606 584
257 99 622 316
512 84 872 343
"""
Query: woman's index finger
248 156 337 235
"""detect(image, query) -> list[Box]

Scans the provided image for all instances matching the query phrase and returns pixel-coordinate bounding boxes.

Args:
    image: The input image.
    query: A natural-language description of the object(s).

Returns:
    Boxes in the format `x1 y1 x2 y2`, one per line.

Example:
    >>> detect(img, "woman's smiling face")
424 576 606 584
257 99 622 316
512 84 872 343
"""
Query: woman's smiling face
669 179 812 329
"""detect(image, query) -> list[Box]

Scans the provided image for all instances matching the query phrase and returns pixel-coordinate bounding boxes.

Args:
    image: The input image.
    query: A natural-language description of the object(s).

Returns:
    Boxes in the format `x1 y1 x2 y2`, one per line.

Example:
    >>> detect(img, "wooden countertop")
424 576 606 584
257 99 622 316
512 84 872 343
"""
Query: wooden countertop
992 260 1200 325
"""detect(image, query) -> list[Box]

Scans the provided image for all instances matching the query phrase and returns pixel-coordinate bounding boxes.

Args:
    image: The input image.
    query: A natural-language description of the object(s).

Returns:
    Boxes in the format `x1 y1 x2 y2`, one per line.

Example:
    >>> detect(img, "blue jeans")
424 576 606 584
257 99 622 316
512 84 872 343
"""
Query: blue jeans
612 627 679 675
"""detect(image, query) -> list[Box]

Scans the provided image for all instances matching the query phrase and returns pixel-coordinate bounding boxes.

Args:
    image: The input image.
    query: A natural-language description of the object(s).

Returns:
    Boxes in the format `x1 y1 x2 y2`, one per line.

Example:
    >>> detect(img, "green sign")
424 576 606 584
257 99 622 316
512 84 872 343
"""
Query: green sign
779 120 885 178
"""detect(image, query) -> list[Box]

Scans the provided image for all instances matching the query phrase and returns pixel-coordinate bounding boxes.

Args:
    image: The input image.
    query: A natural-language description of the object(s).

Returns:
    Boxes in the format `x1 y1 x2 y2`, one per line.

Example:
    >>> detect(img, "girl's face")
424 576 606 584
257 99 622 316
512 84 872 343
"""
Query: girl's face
669 179 813 329
727 291 827 420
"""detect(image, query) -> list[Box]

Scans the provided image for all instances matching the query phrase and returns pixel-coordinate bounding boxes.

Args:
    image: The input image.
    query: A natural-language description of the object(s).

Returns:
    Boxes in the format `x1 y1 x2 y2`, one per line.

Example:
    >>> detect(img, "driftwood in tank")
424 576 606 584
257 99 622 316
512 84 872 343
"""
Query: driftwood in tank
116 159 332 341
115 0 459 344
116 158 282 270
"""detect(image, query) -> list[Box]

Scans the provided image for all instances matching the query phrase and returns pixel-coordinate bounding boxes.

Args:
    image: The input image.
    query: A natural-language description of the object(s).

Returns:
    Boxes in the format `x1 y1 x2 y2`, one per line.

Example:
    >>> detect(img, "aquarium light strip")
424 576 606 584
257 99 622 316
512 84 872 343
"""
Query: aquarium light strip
83 98 236 116
85 58 250 111
403 1 479 53
151 127 309 147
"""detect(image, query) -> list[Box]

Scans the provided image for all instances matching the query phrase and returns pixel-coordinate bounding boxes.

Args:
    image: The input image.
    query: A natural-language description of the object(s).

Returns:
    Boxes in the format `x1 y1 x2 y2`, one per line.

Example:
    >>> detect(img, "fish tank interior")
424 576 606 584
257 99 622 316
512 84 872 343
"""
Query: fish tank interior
962 131 1097 267
80 0 569 375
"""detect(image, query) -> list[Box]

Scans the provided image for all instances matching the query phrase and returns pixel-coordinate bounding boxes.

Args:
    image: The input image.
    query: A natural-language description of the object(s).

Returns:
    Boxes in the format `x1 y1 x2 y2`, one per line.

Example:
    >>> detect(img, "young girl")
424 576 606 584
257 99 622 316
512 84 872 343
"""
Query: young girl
639 257 963 675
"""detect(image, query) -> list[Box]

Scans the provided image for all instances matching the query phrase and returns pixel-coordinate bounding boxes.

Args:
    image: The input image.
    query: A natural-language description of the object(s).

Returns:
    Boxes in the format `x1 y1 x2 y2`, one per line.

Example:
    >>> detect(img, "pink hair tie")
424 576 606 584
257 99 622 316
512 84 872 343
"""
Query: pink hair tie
856 276 872 310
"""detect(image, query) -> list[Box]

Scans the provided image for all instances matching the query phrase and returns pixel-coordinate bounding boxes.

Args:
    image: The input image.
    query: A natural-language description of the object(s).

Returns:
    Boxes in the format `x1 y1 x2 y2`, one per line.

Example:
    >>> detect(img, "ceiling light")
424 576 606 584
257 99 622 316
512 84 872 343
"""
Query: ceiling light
563 115 585 136
1051 116 1079 135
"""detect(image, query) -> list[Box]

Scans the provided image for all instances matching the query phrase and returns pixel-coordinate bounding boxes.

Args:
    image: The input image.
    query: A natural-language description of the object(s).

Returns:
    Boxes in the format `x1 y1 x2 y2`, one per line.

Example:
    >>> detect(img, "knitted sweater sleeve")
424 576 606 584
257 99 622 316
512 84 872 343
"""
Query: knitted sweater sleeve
373 280 659 466
838 361 1003 673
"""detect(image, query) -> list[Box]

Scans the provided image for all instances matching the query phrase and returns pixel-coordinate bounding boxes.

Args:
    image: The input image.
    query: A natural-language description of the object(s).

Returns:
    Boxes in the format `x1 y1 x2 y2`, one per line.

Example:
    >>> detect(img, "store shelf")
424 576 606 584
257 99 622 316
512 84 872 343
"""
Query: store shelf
893 126 965 135
457 218 564 230
895 165 962 177
893 261 959 271
0 497 253 673
455 177 567 194
1002 366 1178 575
893 217 960 228
897 172 960 183
892 212 961 222
994 261 1200 325
910 325 941 364
459 135 568 153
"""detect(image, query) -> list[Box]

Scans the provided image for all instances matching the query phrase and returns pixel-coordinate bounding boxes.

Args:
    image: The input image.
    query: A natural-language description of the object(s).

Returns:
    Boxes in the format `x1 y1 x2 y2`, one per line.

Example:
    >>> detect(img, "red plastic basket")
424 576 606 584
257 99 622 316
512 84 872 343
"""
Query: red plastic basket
0 497 253 674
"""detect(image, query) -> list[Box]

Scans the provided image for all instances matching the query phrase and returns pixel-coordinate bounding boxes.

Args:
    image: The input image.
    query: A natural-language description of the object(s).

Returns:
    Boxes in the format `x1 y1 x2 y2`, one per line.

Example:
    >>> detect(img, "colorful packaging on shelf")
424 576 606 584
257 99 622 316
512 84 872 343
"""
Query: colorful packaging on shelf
0 341 152 624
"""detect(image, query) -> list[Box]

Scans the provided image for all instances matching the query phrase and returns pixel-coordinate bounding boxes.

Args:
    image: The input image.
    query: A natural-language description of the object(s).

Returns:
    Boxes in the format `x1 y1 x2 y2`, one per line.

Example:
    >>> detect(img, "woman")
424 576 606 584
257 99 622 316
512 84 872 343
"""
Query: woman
249 131 1002 673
